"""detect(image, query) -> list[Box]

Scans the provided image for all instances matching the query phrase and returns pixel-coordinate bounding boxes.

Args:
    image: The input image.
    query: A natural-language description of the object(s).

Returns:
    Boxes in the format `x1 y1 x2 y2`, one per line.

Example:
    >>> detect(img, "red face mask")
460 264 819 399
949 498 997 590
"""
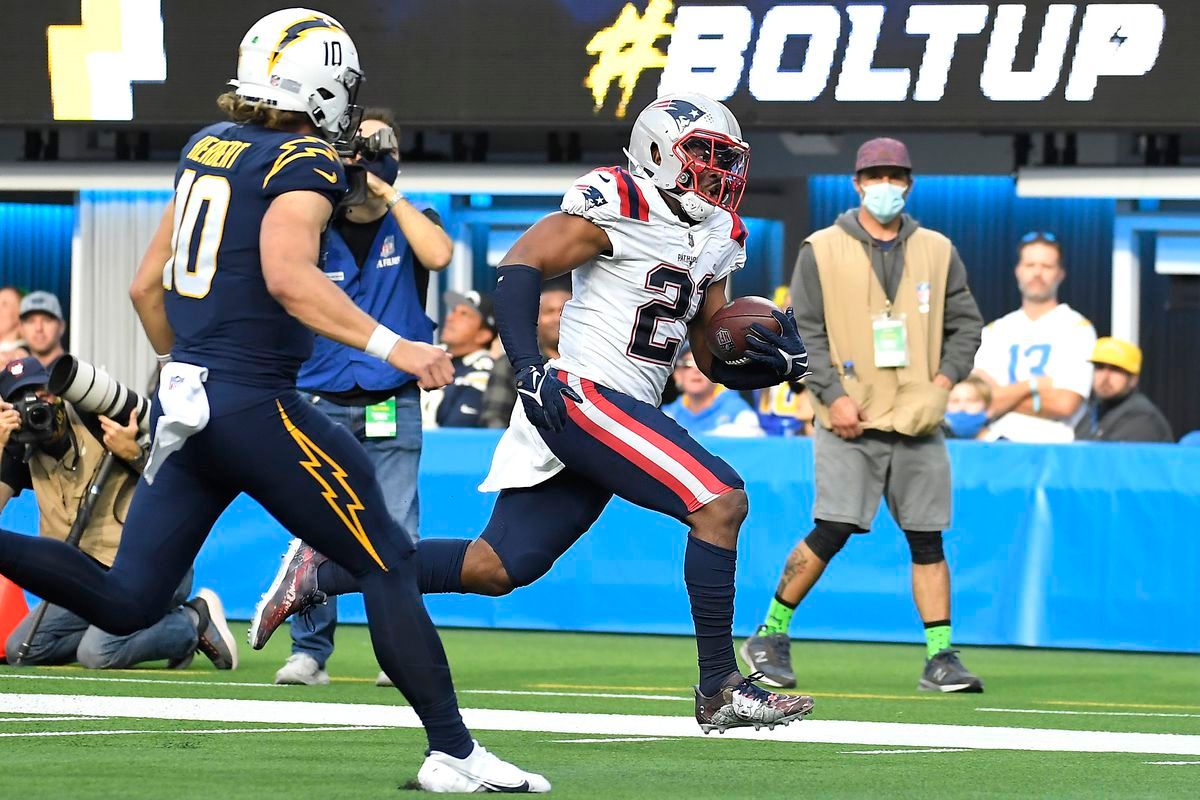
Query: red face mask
671 130 750 213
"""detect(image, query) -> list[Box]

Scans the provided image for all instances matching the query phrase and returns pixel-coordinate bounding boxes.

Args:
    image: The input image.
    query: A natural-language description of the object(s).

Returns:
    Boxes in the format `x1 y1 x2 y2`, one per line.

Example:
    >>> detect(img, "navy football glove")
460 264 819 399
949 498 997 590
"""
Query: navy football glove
745 308 812 382
515 363 582 433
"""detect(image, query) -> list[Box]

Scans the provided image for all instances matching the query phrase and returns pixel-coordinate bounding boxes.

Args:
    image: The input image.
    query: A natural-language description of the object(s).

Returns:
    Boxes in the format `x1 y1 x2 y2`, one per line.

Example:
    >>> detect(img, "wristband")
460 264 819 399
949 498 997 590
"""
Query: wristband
155 352 172 366
386 190 406 210
1028 377 1042 414
365 324 402 361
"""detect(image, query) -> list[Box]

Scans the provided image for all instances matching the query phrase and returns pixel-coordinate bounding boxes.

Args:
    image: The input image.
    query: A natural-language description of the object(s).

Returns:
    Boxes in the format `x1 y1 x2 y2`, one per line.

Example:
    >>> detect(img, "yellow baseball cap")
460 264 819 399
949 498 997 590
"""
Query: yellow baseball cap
1090 337 1142 375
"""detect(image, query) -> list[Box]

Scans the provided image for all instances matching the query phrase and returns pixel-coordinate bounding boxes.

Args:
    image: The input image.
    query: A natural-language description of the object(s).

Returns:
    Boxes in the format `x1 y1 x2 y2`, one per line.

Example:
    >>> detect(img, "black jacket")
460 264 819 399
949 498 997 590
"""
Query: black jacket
1075 390 1174 443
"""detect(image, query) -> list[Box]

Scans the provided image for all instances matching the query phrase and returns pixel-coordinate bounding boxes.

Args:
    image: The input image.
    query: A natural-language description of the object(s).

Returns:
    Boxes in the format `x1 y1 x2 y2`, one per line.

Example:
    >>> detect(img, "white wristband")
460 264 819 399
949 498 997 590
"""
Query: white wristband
155 352 172 366
365 324 402 361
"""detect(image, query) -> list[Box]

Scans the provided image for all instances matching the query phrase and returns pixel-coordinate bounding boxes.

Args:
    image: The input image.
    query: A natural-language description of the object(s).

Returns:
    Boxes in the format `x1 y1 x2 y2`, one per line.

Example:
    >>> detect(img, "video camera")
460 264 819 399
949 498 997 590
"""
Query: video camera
334 126 398 162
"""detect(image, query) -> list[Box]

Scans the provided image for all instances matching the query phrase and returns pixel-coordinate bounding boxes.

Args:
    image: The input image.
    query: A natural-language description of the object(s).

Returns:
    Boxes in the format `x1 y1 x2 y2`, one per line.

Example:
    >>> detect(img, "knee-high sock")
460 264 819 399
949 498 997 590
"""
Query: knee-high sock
317 538 470 596
685 535 739 696
357 561 473 758
0 530 158 635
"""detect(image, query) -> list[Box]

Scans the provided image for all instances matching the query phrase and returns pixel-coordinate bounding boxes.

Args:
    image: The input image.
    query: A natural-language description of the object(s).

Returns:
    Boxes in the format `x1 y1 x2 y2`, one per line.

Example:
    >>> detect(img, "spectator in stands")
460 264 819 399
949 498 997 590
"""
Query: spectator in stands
272 108 450 688
0 287 22 356
0 357 234 671
743 137 985 694
18 291 66 368
1075 337 1172 443
664 345 763 437
481 278 570 428
944 375 992 440
972 233 1096 443
422 290 497 428
755 285 813 436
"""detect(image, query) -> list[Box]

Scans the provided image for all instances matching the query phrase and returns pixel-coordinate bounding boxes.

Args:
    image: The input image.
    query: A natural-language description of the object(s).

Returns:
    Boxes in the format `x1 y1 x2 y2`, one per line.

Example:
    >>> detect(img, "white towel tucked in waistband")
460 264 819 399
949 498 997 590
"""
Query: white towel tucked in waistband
143 362 210 485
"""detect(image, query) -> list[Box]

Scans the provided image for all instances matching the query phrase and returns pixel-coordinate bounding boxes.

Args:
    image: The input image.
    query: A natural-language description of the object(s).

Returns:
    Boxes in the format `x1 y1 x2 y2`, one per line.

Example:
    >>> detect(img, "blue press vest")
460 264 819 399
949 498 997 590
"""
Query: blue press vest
297 214 436 393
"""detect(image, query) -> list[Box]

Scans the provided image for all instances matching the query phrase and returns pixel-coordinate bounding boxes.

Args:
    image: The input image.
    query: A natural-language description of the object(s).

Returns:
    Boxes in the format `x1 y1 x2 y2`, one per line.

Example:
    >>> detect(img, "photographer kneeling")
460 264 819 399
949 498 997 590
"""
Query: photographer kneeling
0 357 236 670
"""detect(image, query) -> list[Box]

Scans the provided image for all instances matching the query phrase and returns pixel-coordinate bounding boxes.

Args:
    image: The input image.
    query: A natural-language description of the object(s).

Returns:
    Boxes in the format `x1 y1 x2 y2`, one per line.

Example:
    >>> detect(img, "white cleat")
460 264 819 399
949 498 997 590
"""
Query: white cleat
274 653 330 686
417 740 550 793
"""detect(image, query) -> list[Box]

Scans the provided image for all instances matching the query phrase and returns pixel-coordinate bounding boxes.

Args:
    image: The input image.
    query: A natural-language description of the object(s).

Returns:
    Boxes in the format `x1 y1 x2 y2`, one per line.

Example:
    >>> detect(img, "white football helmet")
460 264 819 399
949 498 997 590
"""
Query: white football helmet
625 93 750 221
230 8 363 143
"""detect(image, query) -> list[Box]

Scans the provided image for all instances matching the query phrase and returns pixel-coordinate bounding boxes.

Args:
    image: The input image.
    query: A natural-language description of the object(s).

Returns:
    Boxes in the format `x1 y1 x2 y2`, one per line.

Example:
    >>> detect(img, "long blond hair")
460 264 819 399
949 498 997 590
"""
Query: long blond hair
216 91 308 131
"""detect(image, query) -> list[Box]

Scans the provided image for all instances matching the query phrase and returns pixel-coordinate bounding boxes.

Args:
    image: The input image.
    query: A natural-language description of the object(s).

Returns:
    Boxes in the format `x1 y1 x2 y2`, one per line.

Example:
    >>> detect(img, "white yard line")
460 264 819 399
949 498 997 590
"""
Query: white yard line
0 725 387 739
978 707 1200 720
841 748 972 755
0 716 103 722
3 692 1200 756
1144 761 1200 765
550 737 678 744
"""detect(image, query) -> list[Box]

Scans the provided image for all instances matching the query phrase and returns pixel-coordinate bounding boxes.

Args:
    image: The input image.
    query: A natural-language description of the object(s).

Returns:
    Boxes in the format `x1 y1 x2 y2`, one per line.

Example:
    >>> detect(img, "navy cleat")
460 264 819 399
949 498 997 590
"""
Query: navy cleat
695 671 814 734
248 538 328 651
919 648 984 693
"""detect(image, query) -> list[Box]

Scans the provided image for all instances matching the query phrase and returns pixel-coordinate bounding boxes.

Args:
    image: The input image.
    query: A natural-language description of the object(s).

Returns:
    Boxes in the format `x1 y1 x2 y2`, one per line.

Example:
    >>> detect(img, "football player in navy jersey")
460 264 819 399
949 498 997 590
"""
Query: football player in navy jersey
0 8 547 793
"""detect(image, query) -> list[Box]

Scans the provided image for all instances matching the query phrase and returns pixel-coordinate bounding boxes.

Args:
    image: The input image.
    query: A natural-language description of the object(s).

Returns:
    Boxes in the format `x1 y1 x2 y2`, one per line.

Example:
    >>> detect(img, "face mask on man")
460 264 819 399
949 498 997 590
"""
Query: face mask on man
363 153 400 185
862 182 906 224
945 410 988 439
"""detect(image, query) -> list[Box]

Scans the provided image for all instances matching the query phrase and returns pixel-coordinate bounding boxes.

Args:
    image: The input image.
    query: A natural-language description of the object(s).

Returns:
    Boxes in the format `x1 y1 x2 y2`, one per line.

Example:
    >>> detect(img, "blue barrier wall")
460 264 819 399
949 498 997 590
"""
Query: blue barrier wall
2 432 1197 653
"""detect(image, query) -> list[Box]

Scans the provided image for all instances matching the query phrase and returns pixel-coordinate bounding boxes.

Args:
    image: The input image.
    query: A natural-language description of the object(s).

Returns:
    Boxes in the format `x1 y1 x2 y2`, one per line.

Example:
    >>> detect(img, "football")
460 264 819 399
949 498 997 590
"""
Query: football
705 296 782 364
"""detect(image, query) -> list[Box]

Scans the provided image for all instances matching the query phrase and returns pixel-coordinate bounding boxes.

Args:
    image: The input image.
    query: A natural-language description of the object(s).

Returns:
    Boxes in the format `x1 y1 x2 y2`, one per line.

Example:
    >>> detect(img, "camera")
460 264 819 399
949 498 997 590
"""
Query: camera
10 392 58 444
48 356 151 435
334 126 397 162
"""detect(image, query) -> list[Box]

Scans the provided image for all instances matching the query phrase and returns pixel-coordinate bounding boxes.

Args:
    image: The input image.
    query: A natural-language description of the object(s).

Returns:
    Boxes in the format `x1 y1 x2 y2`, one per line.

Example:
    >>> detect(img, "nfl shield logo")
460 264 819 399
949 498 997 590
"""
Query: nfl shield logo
715 327 734 353
380 235 395 258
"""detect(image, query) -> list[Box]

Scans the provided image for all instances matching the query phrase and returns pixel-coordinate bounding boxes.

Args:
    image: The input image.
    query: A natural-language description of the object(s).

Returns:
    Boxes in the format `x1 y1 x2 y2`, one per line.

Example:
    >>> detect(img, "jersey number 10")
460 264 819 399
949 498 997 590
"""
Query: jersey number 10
164 168 231 299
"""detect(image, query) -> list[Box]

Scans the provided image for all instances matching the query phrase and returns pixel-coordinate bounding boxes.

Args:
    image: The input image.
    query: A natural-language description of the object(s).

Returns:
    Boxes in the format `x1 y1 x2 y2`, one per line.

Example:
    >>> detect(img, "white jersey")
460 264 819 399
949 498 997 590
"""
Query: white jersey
479 166 747 492
973 303 1096 443
551 166 747 406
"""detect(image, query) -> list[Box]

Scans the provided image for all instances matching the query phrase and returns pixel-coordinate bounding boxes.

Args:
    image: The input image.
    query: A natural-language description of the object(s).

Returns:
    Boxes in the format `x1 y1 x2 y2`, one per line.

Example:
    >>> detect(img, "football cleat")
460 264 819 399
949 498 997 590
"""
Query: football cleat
739 629 796 688
274 653 330 686
417 740 550 793
186 588 238 670
248 538 328 651
919 648 984 693
695 671 814 734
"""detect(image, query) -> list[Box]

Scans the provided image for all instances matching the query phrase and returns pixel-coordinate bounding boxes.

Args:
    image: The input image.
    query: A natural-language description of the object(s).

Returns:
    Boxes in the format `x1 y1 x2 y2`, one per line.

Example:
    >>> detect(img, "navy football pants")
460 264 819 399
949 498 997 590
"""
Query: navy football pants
0 384 471 756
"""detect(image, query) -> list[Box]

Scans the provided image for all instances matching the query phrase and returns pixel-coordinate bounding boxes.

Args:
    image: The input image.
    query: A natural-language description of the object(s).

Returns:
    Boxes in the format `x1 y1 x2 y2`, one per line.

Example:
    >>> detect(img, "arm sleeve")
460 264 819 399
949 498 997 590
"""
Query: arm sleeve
790 244 845 406
560 169 631 260
938 246 984 384
0 447 31 495
259 136 347 206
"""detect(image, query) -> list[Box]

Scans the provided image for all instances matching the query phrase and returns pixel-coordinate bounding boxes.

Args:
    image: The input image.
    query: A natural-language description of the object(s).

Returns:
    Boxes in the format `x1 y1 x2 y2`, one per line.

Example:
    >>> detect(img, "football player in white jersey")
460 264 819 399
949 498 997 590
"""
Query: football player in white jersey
250 93 816 734
972 232 1097 442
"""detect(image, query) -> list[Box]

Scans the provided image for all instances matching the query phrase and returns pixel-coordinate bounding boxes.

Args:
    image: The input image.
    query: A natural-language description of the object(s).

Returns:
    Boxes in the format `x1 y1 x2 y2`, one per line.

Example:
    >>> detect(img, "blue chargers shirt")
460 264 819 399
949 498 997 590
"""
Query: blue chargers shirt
298 210 437 394
163 122 347 390
663 389 760 437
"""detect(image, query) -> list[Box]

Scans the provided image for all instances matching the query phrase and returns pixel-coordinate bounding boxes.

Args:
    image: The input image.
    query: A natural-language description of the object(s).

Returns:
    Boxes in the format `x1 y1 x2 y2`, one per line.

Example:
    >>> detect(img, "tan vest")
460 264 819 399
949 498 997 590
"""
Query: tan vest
807 223 951 436
28 406 136 567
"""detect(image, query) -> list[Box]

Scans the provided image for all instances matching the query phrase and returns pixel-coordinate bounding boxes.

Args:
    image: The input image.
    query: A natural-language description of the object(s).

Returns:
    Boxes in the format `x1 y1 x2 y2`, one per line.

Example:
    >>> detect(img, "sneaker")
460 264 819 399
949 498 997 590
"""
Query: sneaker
274 653 330 686
695 671 814 734
417 740 550 793
918 648 984 693
248 538 328 651
739 629 796 688
375 670 393 687
166 651 194 670
185 588 238 670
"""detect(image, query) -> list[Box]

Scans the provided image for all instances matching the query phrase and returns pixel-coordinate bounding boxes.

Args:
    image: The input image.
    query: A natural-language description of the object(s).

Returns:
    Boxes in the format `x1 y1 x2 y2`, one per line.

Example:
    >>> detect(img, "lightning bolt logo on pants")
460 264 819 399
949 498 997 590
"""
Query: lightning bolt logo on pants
276 401 387 571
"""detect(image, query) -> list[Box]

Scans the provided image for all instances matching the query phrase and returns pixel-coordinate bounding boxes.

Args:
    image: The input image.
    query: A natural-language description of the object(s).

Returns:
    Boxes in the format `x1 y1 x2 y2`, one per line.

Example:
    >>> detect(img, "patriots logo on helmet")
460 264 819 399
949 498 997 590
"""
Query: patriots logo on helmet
576 184 608 210
652 98 705 132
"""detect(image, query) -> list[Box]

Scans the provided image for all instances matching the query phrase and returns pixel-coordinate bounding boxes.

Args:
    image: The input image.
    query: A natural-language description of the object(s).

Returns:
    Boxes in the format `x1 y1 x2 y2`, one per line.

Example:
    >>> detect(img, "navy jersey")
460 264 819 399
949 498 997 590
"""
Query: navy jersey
163 122 348 389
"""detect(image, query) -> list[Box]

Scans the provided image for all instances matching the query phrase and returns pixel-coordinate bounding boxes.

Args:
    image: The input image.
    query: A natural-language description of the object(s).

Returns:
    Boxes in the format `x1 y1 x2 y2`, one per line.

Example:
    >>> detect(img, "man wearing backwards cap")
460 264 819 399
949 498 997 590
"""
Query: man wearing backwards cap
1074 337 1173 443
743 137 985 694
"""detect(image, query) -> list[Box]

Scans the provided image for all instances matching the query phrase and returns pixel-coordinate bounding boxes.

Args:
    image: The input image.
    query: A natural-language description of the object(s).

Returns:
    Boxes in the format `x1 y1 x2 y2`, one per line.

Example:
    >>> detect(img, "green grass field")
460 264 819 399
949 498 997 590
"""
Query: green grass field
1 627 1198 798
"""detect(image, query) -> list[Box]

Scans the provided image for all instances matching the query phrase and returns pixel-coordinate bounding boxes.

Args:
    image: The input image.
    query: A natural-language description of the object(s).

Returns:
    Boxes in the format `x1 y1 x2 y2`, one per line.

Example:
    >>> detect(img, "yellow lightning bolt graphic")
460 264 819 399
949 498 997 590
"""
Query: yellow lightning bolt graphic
584 0 675 119
262 137 339 190
47 0 166 120
277 401 387 571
